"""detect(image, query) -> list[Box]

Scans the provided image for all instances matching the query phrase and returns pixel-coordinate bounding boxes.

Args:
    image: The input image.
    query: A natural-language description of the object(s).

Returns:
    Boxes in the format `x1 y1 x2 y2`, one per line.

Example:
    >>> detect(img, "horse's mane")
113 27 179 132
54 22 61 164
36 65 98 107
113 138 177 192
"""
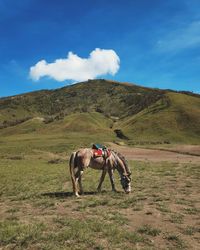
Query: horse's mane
112 150 131 175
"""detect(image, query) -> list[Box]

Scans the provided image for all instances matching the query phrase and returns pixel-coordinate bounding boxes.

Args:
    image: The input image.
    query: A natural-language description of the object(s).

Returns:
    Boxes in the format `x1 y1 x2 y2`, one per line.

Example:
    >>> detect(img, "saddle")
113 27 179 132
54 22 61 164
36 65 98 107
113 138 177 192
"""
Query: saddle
92 144 111 159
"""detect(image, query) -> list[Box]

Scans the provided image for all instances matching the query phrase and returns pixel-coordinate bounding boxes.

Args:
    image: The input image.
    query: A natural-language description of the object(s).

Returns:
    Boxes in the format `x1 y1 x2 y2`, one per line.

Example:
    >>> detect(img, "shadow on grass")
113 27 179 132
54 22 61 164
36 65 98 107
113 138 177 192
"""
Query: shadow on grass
41 191 99 198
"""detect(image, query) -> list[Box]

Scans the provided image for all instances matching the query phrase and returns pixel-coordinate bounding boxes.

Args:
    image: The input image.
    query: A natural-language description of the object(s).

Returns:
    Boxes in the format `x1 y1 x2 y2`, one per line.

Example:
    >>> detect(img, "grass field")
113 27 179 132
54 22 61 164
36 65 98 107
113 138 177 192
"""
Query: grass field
0 136 199 249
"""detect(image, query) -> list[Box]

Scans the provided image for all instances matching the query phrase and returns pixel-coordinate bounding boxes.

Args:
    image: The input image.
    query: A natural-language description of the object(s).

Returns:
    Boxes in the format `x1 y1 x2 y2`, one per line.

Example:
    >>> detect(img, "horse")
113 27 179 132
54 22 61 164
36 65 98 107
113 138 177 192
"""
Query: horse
69 148 131 197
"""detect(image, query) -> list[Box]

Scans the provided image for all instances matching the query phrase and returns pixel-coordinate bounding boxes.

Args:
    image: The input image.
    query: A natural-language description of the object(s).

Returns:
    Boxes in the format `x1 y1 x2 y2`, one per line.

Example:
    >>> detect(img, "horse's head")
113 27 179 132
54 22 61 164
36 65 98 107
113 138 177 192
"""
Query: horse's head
112 150 132 193
120 173 131 193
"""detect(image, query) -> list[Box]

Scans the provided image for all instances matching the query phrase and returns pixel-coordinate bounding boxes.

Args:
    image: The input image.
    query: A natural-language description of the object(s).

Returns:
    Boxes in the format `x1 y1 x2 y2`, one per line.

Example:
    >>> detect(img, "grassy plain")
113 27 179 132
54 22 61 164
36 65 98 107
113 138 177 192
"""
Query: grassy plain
0 134 199 250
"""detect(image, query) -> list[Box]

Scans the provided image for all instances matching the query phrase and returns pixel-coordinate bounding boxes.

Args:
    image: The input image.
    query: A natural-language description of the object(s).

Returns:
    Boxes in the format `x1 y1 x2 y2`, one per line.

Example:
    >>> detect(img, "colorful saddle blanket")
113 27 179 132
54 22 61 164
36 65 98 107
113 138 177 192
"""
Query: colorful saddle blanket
92 144 111 158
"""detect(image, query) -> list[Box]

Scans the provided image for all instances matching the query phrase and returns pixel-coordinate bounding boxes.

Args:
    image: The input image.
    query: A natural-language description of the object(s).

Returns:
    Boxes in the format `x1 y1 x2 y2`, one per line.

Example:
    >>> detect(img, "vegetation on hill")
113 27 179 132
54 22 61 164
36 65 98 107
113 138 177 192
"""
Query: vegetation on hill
0 79 164 124
0 79 199 144
115 92 200 144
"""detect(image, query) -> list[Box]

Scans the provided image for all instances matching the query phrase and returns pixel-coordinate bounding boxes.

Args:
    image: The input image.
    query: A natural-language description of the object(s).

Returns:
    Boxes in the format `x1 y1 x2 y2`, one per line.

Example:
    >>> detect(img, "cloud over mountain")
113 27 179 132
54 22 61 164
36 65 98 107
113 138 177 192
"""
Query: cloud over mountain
29 48 120 82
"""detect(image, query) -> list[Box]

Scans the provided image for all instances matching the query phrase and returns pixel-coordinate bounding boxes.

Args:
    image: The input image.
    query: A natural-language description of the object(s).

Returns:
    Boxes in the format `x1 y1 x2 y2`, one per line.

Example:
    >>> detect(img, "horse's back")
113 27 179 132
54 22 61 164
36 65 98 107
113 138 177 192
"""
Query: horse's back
75 148 110 170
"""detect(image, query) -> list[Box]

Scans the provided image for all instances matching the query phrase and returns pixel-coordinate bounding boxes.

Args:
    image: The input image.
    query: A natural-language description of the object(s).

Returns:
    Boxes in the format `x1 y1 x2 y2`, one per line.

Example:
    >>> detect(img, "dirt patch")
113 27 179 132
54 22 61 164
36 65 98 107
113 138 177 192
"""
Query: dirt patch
108 143 200 164
152 145 200 156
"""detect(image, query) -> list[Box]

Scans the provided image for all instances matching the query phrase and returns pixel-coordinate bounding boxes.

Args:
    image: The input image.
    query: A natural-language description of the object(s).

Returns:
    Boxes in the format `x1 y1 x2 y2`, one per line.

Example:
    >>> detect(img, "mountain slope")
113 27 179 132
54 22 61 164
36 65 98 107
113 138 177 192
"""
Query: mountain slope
0 79 199 144
0 79 164 125
114 92 200 143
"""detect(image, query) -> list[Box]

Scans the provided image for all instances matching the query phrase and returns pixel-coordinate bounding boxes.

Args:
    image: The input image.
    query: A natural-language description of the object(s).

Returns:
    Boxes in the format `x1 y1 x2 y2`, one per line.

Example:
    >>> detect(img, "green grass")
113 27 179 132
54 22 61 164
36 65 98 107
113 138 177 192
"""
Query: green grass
0 220 46 247
165 234 187 249
0 131 199 249
115 92 200 144
137 225 161 236
0 112 114 137
169 213 184 224
182 226 200 236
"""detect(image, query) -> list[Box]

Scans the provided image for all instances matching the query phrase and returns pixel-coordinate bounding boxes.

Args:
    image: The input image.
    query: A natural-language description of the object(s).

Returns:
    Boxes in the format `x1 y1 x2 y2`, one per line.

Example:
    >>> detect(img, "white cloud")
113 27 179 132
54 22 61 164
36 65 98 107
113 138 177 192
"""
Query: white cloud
29 48 120 82
156 21 200 53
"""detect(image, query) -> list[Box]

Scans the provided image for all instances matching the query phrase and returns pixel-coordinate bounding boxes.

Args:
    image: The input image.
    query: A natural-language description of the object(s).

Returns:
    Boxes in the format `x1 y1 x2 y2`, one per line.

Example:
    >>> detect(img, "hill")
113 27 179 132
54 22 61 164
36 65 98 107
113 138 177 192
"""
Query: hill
0 79 164 124
0 79 199 144
115 92 200 144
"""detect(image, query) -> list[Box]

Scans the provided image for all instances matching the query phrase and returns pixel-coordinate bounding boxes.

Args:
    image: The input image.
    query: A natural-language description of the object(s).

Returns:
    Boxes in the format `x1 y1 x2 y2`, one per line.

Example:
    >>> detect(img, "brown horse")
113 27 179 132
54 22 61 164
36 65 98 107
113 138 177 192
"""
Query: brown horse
69 148 131 197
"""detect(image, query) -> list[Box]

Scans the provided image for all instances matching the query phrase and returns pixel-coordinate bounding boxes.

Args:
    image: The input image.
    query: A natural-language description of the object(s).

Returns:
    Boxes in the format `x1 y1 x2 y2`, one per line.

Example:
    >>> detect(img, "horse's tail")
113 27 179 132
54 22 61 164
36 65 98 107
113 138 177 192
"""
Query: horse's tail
69 152 77 192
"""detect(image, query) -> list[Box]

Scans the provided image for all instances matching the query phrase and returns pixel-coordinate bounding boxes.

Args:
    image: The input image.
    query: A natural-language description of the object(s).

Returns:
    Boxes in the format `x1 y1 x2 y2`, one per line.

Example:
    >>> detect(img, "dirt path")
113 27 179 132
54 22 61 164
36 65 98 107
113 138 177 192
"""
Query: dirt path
108 143 200 164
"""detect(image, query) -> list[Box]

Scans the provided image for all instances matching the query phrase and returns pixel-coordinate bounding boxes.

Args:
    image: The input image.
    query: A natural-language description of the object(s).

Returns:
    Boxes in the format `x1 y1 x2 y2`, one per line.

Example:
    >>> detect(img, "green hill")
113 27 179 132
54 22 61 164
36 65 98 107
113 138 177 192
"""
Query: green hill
0 79 199 144
0 79 164 125
114 92 200 144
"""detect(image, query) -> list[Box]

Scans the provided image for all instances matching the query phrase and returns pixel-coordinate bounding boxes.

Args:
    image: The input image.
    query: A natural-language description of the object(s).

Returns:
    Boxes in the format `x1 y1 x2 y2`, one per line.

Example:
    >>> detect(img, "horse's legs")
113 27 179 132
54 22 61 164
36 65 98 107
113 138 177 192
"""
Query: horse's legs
70 167 79 197
74 169 83 197
97 169 107 192
71 176 77 196
108 168 117 192
78 171 84 194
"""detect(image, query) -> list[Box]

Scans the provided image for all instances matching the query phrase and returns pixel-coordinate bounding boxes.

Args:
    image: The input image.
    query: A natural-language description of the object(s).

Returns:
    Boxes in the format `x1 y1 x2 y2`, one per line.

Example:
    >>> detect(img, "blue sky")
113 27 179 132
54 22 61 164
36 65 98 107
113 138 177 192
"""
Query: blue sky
0 0 200 97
